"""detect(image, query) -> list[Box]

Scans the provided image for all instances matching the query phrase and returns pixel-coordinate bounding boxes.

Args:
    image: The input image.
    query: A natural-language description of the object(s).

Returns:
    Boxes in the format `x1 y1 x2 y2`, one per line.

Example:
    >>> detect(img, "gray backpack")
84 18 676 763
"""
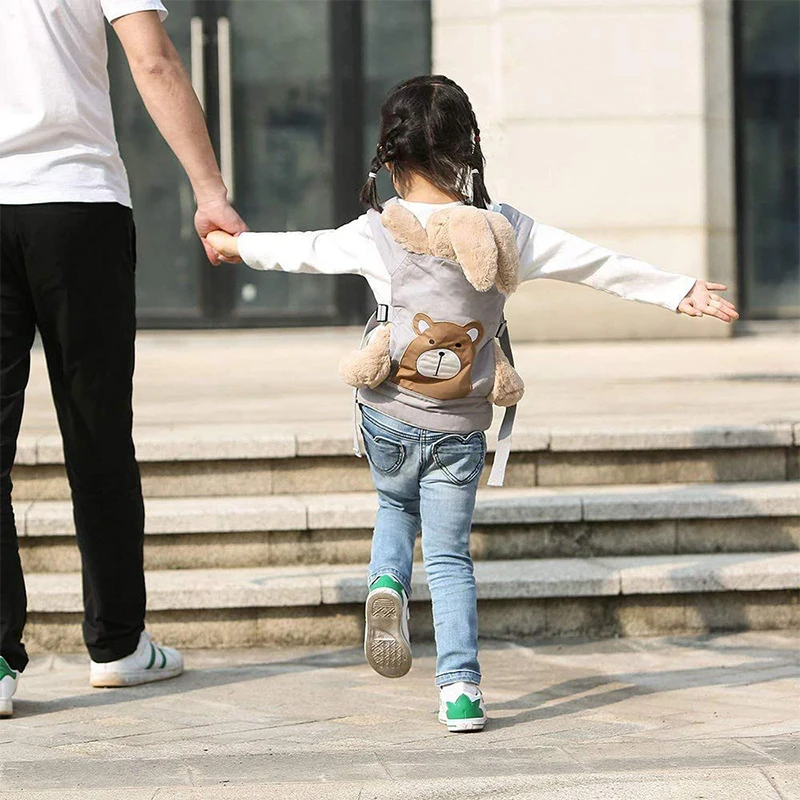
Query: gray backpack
340 199 534 486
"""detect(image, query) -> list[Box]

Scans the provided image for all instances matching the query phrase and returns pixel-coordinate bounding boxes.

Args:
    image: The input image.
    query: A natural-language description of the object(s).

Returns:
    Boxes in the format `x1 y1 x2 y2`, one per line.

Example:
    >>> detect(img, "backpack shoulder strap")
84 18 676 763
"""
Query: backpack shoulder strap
498 204 535 253
367 202 410 277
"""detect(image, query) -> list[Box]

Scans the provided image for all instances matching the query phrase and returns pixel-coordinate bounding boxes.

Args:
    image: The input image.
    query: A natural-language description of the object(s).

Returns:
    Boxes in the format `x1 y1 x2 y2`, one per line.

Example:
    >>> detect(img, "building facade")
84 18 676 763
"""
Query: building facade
109 0 799 340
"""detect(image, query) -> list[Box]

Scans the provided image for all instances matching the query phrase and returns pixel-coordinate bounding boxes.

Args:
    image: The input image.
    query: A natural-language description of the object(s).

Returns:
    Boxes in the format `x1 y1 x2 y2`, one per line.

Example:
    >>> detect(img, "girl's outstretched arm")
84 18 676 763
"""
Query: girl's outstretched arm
515 217 738 321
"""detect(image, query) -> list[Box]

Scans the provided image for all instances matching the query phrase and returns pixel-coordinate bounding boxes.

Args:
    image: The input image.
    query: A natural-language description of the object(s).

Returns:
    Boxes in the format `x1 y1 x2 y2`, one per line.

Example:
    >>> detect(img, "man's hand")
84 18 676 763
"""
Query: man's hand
677 281 739 323
195 197 248 264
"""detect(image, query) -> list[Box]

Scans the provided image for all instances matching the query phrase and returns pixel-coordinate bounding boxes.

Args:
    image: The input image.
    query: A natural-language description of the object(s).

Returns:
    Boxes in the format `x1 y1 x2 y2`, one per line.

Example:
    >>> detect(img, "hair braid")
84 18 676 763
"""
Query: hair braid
358 153 384 212
467 107 491 209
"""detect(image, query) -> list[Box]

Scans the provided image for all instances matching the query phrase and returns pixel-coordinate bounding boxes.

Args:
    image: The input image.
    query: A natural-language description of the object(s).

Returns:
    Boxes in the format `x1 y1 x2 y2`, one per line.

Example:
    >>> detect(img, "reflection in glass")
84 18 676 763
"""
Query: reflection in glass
230 1 337 319
736 0 800 318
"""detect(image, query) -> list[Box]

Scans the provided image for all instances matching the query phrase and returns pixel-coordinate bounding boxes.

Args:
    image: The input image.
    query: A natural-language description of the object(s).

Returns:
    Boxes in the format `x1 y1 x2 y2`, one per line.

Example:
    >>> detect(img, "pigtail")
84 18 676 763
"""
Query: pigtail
468 113 492 209
359 155 384 212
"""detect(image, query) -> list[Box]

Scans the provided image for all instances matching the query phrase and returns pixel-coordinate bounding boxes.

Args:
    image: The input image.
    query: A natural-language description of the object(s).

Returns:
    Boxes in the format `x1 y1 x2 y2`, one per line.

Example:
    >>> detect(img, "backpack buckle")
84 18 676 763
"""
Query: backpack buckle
496 319 508 338
376 304 390 323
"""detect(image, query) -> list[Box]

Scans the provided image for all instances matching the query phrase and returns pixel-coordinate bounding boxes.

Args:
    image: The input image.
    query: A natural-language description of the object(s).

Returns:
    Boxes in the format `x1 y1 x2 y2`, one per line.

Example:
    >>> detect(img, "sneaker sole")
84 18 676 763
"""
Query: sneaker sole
91 665 183 688
365 591 411 679
438 713 486 732
0 699 12 718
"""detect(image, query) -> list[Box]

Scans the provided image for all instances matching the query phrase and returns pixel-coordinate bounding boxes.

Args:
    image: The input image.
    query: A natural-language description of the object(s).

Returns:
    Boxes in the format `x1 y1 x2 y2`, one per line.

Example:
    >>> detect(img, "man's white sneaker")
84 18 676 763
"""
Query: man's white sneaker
90 631 183 688
364 575 412 678
438 681 487 732
0 657 19 718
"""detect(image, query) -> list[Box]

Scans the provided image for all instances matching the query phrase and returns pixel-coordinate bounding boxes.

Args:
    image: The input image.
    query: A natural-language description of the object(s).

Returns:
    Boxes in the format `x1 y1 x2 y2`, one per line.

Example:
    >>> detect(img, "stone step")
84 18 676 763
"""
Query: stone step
24 552 800 653
17 482 800 573
12 422 799 500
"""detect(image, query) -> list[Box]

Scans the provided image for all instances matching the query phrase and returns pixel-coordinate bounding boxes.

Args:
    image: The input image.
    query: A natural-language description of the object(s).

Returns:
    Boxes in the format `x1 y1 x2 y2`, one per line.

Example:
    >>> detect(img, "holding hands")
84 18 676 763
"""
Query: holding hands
677 281 739 323
205 229 241 260
195 197 247 264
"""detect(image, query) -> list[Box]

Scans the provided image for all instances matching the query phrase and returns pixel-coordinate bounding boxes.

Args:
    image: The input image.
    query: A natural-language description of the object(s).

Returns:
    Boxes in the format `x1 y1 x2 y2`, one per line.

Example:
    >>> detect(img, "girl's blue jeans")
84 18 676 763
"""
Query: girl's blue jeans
360 405 485 687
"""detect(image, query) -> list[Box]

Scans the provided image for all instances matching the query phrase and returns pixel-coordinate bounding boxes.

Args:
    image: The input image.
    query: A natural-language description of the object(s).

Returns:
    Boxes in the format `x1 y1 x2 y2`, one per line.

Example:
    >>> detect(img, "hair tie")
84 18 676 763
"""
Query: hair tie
471 169 479 175
368 171 378 179
475 135 481 143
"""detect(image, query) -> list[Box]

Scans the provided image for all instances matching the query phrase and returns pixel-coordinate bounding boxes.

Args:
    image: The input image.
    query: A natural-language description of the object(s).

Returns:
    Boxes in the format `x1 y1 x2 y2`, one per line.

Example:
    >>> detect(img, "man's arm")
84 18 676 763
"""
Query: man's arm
111 10 247 263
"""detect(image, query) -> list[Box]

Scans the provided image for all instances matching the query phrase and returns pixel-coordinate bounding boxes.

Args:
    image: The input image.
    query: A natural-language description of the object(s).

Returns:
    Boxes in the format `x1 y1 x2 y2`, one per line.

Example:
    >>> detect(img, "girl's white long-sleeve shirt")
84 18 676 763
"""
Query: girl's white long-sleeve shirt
237 199 696 312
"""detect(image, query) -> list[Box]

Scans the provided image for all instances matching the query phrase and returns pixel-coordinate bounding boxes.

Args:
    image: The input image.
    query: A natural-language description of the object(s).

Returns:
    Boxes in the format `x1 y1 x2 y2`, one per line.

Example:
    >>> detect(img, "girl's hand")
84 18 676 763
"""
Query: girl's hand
678 281 739 323
206 230 241 260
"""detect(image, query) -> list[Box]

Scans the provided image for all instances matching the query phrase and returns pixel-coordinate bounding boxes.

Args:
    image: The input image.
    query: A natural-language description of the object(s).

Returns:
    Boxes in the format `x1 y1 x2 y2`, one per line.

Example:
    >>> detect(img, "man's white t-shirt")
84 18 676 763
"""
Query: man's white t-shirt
0 0 168 207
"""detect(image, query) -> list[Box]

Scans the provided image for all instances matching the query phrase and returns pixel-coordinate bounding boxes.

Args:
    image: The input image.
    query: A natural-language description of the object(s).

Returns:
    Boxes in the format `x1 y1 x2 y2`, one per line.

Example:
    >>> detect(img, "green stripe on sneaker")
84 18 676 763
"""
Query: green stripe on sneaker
370 575 405 596
146 643 157 669
158 647 167 669
0 657 17 681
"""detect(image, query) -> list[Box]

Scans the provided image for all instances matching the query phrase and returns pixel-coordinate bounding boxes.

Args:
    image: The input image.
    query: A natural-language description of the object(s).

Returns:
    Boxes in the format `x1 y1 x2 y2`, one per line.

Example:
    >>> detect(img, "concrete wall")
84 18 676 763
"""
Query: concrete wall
433 0 737 341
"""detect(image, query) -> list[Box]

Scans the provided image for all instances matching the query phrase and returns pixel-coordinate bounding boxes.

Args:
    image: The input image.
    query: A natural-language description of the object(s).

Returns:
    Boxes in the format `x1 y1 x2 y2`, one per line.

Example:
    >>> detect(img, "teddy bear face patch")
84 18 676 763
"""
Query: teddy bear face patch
393 313 484 400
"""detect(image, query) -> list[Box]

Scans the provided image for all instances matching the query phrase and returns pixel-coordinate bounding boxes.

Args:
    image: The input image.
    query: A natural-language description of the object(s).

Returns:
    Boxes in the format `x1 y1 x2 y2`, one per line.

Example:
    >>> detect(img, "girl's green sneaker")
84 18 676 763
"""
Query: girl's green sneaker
0 656 19 719
438 681 487 732
364 575 411 678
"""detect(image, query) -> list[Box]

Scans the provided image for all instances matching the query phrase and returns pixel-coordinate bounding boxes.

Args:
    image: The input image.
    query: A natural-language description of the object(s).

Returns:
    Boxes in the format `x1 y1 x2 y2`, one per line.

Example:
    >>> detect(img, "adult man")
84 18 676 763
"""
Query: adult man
0 0 246 717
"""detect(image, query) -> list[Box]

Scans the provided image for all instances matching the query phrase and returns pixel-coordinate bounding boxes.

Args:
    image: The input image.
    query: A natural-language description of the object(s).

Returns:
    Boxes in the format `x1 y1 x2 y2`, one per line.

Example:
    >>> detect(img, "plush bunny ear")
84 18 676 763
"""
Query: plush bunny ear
425 208 457 262
381 204 430 255
446 206 498 293
485 212 521 295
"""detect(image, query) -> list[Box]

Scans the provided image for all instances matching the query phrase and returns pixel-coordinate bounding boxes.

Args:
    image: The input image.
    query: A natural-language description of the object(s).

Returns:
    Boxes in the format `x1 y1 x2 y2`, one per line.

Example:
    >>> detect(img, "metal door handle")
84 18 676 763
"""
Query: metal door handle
190 16 205 111
217 16 234 202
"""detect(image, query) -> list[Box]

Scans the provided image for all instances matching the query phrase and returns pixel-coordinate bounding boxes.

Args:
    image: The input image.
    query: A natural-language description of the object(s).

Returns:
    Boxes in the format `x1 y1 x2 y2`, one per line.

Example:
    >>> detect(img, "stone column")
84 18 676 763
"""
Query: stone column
433 0 737 340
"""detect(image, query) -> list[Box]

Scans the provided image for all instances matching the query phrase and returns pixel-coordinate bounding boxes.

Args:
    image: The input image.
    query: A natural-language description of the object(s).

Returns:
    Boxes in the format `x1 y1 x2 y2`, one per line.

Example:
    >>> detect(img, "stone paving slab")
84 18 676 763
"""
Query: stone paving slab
599 552 800 595
23 496 309 537
2 771 797 800
23 552 800 613
548 423 795 452
1 632 798 798
19 481 800 538
580 481 800 521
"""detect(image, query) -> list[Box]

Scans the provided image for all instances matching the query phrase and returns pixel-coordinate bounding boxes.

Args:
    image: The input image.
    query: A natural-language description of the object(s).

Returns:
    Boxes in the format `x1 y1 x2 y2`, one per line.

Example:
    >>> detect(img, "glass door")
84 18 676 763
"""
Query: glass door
107 0 431 328
734 0 800 319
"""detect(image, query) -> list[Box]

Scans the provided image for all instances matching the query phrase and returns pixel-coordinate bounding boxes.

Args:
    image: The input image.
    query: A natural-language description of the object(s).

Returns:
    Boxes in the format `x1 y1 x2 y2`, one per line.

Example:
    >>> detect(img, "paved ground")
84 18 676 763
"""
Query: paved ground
18 329 800 439
11 331 799 798
2 632 799 799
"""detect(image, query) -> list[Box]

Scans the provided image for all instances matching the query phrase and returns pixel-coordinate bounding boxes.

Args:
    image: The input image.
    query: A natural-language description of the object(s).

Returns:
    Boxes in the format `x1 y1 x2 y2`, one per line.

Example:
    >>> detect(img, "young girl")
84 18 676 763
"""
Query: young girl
207 75 738 733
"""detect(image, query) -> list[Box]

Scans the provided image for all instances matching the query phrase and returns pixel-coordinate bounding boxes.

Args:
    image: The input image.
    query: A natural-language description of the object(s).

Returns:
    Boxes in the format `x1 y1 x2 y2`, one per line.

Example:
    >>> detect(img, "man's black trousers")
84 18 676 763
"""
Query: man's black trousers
1 202 145 672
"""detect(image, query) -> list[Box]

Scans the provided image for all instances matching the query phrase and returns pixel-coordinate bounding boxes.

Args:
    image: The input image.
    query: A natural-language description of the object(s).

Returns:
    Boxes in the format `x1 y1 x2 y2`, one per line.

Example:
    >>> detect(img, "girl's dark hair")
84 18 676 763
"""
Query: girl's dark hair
359 75 491 212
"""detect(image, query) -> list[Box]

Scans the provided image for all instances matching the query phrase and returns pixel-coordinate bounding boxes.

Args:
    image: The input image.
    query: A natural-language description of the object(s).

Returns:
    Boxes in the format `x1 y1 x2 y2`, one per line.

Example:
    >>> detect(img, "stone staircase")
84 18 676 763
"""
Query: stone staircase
13 422 800 653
